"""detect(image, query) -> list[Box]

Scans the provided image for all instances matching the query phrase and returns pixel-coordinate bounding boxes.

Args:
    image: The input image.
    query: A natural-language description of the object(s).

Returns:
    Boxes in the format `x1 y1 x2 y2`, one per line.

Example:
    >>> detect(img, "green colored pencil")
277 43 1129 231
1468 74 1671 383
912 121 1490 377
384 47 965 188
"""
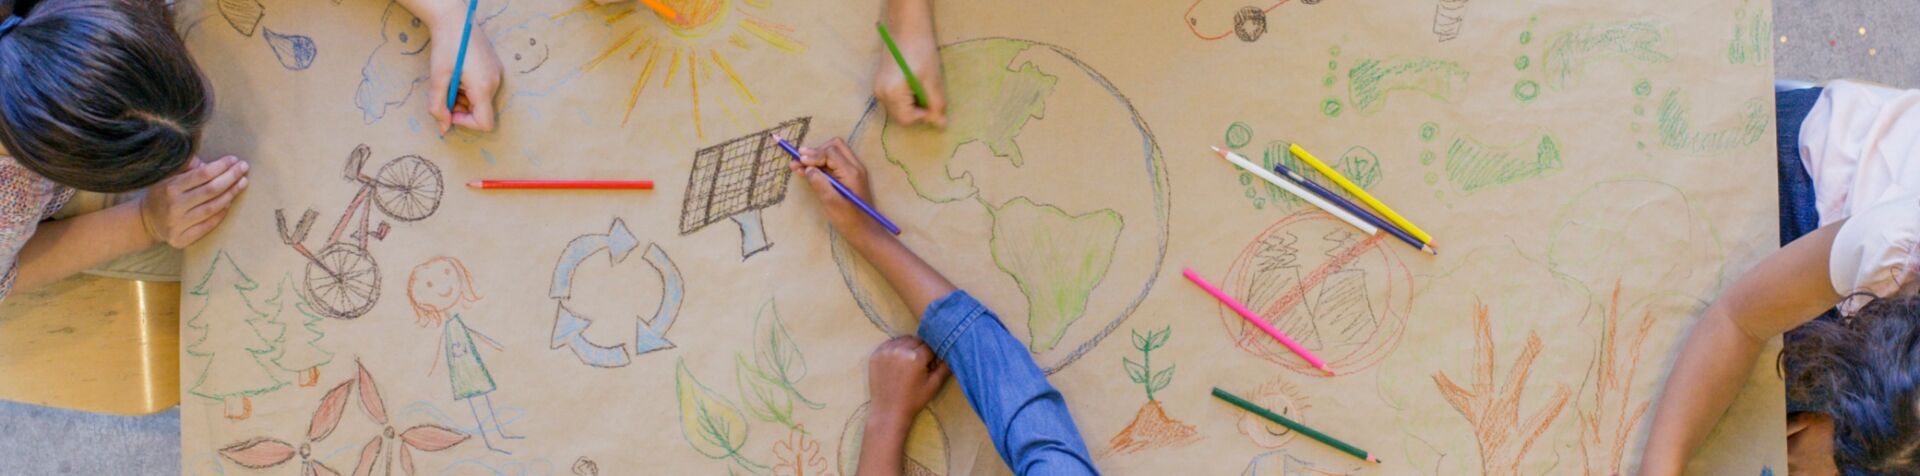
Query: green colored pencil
875 22 929 107
1212 387 1382 463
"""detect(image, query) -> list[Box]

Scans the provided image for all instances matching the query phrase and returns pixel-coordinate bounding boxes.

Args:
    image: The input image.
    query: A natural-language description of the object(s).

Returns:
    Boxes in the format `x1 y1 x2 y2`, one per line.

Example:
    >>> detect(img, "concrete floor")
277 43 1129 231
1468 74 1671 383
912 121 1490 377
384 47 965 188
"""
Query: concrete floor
0 1 1911 473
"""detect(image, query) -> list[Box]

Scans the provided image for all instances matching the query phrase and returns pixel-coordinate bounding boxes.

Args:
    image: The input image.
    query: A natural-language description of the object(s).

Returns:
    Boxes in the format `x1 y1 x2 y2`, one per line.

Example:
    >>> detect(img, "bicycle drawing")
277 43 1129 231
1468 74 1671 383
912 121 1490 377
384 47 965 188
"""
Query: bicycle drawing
276 144 445 319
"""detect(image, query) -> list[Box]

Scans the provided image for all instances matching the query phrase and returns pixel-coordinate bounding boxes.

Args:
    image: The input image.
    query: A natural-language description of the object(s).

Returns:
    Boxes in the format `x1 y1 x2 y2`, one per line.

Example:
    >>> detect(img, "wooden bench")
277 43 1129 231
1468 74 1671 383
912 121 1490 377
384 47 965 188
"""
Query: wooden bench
0 275 179 415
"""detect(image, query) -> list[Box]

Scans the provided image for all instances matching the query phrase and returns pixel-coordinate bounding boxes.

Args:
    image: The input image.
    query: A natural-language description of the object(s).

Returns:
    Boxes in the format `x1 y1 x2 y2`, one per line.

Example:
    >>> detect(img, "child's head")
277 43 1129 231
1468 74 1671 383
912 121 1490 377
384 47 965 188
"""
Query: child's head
0 0 211 193
1786 295 1920 474
406 257 480 327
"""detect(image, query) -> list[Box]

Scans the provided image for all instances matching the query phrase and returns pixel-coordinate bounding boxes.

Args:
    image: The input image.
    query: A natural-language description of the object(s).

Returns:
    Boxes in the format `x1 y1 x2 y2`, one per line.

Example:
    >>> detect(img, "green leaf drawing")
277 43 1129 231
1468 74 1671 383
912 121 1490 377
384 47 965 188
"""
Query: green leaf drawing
987 197 1124 352
676 360 767 474
1148 366 1175 396
1131 329 1148 351
735 354 796 429
1145 327 1170 352
752 301 822 409
1123 357 1147 384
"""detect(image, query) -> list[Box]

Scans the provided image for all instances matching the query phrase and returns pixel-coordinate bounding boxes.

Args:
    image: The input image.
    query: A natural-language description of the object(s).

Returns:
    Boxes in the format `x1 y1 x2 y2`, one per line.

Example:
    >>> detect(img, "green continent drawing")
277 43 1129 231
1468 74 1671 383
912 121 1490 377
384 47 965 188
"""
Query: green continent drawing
839 37 1169 373
881 40 1059 203
989 197 1123 352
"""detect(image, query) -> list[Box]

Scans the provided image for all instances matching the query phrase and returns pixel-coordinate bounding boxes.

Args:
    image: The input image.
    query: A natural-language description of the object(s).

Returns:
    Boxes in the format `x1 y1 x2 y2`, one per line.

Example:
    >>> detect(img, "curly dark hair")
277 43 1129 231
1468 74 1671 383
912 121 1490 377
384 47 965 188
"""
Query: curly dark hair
1784 294 1920 475
0 0 212 193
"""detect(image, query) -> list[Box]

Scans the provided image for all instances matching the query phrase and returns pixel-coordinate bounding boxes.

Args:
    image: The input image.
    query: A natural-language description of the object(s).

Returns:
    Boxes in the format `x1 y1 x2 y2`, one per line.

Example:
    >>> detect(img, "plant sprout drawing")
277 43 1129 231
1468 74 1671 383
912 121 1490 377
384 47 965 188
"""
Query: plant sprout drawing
1107 325 1199 455
218 360 469 475
680 117 807 259
1432 299 1572 476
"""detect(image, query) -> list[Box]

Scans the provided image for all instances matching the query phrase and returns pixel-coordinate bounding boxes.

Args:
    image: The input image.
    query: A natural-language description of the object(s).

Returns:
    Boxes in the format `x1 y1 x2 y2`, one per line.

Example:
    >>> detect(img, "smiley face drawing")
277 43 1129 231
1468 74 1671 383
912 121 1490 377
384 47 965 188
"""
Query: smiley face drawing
354 1 433 124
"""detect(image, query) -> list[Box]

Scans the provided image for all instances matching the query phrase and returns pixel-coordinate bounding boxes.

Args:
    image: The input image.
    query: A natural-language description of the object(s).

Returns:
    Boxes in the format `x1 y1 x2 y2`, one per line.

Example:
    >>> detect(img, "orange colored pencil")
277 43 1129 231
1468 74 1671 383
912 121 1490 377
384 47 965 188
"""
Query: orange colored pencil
637 0 680 23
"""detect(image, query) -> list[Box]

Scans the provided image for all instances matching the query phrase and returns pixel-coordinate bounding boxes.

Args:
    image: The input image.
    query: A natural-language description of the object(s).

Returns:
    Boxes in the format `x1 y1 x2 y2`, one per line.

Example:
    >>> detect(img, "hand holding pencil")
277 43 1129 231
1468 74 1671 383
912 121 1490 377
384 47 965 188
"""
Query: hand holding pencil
875 0 946 127
789 137 900 236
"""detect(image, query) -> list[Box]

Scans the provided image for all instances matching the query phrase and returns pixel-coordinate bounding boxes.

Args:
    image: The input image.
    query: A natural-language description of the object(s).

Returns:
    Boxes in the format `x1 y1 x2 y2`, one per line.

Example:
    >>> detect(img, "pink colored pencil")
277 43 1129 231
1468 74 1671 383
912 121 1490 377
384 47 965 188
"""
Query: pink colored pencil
1183 268 1336 376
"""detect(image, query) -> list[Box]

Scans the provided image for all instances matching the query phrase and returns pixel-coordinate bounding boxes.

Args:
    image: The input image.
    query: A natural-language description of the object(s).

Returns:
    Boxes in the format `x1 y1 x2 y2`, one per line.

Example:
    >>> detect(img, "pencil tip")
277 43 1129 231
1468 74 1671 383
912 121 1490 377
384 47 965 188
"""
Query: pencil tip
466 180 481 189
1370 456 1383 464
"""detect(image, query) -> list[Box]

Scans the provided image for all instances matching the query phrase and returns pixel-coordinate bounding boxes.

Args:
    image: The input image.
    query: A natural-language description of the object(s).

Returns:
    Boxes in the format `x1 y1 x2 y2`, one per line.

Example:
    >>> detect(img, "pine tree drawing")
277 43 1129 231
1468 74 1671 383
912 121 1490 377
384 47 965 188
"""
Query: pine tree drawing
264 276 333 388
186 251 286 420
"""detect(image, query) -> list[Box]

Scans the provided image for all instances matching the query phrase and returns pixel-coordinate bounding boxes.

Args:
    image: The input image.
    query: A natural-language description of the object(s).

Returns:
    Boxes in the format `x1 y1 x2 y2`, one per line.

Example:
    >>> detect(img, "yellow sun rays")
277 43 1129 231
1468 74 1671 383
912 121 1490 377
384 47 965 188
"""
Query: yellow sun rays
567 0 805 139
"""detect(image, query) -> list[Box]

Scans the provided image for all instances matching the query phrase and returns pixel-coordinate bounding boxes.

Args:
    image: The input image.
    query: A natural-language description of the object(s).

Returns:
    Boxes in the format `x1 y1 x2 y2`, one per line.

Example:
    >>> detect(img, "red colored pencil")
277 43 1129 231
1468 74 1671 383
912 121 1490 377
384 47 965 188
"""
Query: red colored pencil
466 180 654 190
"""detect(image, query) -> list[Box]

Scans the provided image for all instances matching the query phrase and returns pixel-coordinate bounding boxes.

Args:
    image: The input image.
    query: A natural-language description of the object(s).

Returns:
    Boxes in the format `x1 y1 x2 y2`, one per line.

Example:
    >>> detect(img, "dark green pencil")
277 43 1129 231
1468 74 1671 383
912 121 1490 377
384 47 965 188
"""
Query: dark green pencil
1212 387 1382 463
875 22 929 107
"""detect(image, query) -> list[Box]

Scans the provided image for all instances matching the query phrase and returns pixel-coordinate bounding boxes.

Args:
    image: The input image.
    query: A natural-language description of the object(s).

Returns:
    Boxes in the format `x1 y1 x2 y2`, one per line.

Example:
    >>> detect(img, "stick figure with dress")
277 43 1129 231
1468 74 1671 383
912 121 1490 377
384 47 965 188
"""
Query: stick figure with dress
407 256 522 454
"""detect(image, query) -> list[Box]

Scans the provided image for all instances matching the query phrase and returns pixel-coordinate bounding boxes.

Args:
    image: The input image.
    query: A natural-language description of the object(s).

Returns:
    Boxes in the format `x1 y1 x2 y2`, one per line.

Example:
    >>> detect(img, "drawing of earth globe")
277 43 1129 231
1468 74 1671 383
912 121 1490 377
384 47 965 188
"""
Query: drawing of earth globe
831 38 1170 373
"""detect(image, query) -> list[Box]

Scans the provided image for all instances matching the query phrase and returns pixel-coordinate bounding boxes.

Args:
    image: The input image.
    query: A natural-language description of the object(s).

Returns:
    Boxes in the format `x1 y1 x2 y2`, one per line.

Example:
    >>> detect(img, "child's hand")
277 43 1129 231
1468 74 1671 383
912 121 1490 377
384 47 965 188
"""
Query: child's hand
865 336 950 425
140 156 250 248
792 138 881 234
875 0 946 127
427 17 503 134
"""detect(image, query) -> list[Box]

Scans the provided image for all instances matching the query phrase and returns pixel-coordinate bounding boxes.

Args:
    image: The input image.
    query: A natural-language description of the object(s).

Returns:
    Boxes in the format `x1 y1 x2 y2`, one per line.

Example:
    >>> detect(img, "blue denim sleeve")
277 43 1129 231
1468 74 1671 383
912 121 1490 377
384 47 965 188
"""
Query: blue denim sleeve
917 290 1100 476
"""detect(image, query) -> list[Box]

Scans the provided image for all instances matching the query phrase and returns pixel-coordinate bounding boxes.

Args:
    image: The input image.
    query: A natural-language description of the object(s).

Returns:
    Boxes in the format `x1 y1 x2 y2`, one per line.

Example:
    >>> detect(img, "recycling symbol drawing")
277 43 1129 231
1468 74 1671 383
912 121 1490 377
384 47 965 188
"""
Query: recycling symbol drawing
548 218 684 368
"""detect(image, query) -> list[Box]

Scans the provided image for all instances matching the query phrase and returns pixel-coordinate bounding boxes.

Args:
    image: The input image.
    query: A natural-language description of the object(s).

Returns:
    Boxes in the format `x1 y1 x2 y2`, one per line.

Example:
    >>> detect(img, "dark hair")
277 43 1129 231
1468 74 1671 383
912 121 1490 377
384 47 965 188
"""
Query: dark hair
0 0 212 193
1785 294 1920 475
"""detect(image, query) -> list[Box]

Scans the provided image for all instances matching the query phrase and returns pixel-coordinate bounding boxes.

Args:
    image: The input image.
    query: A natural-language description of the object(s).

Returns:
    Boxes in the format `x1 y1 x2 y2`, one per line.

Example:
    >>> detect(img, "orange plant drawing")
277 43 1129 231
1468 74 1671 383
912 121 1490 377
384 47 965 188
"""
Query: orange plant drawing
772 425 833 476
1432 299 1572 476
1579 280 1656 475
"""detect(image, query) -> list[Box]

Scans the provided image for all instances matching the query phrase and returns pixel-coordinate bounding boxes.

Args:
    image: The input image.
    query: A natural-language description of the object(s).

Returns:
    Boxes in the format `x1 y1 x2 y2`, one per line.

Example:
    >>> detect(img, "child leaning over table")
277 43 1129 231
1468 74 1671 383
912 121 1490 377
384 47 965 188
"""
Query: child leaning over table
1640 80 1920 475
0 0 502 302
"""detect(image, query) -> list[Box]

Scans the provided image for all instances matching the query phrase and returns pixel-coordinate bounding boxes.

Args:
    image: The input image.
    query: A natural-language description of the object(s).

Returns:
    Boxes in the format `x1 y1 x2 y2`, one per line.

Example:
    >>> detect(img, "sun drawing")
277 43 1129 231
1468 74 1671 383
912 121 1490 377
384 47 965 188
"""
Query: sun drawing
561 0 806 139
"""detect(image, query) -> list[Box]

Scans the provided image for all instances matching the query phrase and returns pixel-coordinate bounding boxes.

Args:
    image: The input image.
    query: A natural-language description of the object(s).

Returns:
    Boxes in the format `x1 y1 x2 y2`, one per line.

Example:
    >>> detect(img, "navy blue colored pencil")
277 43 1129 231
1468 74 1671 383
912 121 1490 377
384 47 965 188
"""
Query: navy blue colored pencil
1274 163 1437 256
772 135 903 235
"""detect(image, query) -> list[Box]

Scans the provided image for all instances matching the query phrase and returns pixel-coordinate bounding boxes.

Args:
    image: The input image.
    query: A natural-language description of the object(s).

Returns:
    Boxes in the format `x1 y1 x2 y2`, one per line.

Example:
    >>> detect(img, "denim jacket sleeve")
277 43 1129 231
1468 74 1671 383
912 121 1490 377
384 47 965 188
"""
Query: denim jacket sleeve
918 290 1100 476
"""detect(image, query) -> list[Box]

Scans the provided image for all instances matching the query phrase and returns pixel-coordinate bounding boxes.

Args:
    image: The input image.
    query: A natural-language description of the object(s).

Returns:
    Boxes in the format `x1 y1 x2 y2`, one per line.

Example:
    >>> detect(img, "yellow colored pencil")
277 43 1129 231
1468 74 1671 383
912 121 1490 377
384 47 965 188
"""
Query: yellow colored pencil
1289 144 1436 246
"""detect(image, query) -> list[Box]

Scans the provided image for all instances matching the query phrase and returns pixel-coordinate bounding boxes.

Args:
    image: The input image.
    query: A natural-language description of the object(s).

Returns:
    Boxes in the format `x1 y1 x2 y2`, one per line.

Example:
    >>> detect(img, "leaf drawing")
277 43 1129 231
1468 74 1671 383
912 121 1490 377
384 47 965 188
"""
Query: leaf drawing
678 359 767 474
218 437 296 468
738 354 797 429
753 300 822 409
1432 300 1572 476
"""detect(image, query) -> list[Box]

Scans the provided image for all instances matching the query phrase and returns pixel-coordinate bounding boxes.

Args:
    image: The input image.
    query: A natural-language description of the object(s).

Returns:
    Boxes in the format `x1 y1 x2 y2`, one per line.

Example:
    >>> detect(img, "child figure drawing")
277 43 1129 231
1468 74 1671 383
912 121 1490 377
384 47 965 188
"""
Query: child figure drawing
407 256 521 453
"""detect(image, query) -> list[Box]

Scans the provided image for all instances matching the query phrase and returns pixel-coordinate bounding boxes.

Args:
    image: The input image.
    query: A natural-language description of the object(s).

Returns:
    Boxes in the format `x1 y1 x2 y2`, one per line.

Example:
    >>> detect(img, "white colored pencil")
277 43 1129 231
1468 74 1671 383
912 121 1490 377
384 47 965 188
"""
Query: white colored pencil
1211 146 1379 236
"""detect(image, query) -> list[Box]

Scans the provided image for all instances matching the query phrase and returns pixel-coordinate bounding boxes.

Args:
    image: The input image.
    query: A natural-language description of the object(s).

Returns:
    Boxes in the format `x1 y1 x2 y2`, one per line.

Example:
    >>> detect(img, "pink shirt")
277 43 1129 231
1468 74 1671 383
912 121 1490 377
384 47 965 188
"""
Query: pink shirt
1799 80 1920 311
0 155 76 301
